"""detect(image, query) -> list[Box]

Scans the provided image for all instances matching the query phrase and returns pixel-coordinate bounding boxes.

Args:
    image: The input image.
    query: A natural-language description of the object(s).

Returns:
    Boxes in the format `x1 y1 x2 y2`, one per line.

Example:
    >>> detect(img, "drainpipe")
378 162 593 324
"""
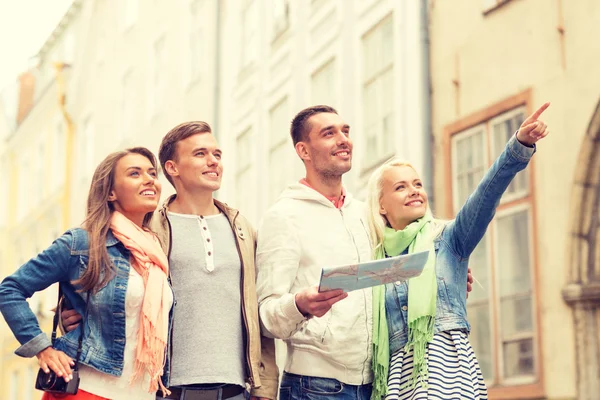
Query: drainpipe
53 62 74 231
420 0 434 208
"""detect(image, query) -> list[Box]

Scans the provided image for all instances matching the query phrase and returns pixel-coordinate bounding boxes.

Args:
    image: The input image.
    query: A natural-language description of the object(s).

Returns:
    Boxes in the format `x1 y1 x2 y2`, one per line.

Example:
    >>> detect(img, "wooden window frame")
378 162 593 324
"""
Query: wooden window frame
443 89 545 399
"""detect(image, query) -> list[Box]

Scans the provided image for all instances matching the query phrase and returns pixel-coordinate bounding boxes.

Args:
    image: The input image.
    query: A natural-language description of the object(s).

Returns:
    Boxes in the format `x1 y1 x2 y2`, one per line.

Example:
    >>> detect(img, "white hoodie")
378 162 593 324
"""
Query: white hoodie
256 183 373 385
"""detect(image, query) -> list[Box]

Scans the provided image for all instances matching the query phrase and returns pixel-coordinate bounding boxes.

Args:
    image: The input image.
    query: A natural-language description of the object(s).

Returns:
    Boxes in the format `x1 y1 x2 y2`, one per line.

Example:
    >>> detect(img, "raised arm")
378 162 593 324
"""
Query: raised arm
447 103 550 258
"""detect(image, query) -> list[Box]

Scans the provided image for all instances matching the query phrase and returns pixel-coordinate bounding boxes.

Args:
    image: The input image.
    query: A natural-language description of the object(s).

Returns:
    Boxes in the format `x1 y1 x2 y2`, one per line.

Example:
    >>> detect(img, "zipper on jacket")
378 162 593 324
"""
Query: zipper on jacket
226 210 255 386
339 209 361 263
339 208 371 383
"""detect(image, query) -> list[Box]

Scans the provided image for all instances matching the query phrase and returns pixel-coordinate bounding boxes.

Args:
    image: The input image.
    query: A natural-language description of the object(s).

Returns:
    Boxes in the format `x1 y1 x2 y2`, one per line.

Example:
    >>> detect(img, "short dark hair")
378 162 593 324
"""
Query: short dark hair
159 121 212 186
290 105 338 146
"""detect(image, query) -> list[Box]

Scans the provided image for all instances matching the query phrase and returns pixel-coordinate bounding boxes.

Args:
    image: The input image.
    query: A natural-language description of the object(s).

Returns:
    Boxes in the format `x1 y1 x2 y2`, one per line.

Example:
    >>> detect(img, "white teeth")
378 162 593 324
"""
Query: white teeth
204 172 218 176
141 190 155 196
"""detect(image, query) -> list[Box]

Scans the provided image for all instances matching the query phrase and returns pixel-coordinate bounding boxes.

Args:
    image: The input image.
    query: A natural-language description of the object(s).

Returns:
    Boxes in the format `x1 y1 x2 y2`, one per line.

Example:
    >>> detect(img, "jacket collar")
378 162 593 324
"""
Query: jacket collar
159 194 239 222
106 230 120 247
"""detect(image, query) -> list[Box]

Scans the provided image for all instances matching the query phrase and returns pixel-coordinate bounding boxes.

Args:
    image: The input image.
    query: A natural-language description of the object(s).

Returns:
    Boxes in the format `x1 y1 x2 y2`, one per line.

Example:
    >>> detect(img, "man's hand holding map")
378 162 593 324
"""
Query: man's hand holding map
318 250 429 292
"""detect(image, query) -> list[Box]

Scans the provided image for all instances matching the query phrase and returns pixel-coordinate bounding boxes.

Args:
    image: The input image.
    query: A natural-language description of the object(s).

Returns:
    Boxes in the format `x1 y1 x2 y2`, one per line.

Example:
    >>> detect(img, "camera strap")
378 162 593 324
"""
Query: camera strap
51 285 90 372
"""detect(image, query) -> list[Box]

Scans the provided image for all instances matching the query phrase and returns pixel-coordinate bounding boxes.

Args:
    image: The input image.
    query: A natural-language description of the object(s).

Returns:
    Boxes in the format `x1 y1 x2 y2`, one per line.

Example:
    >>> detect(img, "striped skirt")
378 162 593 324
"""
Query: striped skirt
385 330 488 400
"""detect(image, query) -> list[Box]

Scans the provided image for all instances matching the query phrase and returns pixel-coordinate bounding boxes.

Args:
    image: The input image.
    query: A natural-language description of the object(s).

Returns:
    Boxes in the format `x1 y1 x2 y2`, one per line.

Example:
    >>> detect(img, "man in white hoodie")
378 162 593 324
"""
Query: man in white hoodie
256 105 374 400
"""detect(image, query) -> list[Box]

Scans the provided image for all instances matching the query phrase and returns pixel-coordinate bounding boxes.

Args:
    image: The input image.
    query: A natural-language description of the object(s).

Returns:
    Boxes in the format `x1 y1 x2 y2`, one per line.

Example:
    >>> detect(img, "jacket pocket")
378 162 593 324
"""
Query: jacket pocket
302 376 344 395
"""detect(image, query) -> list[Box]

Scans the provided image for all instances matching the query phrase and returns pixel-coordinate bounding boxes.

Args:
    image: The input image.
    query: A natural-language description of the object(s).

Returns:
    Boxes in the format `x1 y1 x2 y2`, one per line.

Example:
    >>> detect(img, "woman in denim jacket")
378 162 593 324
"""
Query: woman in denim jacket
0 147 172 400
365 103 550 400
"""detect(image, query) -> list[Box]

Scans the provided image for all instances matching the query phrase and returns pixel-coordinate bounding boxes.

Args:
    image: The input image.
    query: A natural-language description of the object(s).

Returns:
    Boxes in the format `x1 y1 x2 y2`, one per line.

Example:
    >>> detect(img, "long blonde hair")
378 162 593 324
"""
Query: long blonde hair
366 158 446 254
75 147 158 293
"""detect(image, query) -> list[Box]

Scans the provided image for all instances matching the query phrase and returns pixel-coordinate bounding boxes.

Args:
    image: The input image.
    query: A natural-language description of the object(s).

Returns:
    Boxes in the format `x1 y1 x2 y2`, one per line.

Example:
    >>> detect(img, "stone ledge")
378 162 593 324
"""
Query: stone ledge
562 282 600 306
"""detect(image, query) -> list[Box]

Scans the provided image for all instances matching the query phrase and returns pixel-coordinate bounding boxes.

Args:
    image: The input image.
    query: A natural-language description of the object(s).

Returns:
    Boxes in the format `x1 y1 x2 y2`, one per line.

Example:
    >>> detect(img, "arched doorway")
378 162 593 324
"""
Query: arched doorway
562 98 600 400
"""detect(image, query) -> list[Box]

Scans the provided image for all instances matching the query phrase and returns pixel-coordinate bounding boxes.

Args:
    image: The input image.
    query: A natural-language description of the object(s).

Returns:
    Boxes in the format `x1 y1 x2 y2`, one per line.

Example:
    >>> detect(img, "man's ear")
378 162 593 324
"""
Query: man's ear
164 160 179 179
295 142 310 163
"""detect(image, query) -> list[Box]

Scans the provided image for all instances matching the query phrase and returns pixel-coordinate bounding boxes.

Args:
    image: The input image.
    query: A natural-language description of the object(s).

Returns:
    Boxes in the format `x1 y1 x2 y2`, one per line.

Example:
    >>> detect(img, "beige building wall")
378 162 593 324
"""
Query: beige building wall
0 2 89 397
0 0 221 397
430 0 600 399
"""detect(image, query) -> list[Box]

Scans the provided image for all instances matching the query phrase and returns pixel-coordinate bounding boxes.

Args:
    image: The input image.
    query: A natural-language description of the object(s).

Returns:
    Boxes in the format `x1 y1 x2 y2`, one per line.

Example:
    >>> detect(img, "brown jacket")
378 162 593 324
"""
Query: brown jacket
150 195 279 398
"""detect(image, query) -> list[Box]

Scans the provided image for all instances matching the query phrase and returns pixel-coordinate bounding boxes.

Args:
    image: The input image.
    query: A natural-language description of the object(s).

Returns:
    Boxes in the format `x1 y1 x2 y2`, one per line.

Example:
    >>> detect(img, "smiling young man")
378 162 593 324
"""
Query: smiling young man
255 105 374 400
151 121 279 400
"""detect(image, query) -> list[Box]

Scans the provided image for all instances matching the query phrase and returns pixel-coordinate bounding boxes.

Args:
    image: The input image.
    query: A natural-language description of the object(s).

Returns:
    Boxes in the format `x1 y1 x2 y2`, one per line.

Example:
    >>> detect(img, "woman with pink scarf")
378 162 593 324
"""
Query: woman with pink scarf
0 147 172 400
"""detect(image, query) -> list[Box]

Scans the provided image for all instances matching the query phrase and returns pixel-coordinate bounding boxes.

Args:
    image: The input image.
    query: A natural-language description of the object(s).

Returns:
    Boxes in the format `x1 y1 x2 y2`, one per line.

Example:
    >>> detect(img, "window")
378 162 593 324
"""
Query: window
62 31 75 64
240 0 258 70
490 108 528 202
235 128 255 221
17 154 30 220
79 116 94 181
150 36 167 116
268 98 292 203
272 0 289 40
187 0 203 85
311 0 330 10
362 14 394 170
23 366 35 400
311 58 336 107
121 0 139 30
54 119 66 187
450 105 537 389
36 142 45 201
10 371 18 400
119 70 134 141
0 158 8 228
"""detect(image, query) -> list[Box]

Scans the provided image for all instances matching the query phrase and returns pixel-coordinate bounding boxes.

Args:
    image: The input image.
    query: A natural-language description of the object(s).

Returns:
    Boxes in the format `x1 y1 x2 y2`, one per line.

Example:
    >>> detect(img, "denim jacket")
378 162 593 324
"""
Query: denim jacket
0 228 148 377
385 134 536 354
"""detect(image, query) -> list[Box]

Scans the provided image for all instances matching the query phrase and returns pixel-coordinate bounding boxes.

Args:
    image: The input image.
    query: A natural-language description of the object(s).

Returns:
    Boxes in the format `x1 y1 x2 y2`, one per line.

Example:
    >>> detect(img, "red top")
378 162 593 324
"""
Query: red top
300 178 346 209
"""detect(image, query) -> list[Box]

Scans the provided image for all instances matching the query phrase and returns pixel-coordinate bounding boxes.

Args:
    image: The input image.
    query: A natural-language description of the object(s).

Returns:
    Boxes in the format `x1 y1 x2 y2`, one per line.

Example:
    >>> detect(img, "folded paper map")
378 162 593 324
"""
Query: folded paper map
318 250 429 292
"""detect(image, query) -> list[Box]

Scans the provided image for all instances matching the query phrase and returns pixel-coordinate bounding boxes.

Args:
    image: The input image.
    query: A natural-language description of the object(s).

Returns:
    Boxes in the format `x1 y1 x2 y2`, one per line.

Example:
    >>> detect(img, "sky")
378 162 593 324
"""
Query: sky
0 0 73 90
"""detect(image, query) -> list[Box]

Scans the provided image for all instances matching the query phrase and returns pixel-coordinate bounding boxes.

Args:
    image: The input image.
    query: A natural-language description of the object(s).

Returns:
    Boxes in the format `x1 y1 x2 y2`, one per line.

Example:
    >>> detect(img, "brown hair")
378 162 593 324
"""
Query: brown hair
76 147 158 293
290 105 338 145
158 121 212 186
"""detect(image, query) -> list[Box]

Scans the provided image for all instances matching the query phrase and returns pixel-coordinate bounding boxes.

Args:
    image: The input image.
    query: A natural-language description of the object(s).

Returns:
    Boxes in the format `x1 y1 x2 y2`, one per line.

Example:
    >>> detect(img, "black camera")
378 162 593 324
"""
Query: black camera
35 368 80 395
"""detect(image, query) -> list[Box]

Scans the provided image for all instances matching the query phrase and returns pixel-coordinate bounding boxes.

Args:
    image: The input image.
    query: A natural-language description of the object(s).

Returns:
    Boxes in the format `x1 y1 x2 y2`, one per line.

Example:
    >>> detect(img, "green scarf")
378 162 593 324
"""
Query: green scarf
371 212 436 399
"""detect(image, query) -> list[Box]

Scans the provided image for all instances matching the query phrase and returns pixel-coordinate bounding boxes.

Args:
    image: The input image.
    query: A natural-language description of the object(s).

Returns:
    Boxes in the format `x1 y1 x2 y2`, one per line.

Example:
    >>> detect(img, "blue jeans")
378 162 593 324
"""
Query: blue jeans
279 372 373 400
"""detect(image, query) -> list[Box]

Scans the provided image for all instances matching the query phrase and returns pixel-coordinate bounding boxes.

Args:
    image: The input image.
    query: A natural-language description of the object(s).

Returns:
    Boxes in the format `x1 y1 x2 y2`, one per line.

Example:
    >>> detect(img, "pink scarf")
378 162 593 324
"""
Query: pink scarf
109 211 171 396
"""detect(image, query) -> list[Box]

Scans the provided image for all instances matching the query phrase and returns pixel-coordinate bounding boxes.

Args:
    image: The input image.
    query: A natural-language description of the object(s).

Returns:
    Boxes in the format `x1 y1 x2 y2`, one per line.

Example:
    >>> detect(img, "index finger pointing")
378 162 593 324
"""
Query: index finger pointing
528 102 550 121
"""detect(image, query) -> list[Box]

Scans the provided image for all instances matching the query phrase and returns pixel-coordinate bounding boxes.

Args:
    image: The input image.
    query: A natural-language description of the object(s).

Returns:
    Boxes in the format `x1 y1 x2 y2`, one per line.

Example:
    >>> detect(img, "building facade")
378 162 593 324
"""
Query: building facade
0 0 432 397
430 0 600 399
217 0 432 225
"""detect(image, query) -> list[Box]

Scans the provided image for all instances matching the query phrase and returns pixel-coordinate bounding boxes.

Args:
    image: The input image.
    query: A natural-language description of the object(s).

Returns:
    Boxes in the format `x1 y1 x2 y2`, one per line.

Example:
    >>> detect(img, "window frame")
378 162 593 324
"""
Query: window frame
147 34 168 119
489 106 529 204
240 0 259 73
360 13 395 173
268 97 291 203
311 57 337 106
121 0 139 31
493 202 538 386
443 89 545 399
186 0 203 87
